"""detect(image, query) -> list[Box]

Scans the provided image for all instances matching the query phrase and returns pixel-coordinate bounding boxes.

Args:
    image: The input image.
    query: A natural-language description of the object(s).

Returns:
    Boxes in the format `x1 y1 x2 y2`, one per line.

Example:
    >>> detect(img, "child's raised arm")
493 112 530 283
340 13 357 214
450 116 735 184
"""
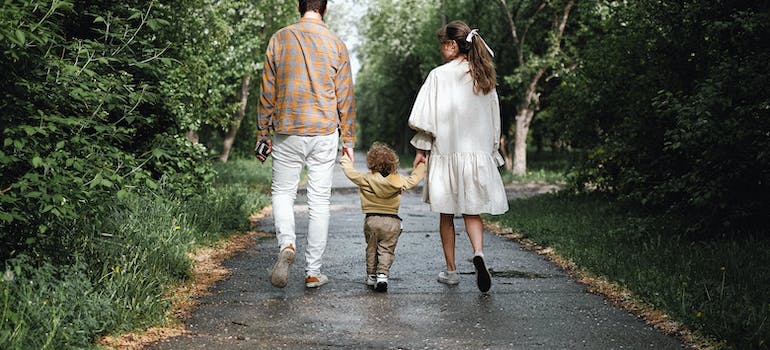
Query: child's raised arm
401 162 427 190
339 153 368 187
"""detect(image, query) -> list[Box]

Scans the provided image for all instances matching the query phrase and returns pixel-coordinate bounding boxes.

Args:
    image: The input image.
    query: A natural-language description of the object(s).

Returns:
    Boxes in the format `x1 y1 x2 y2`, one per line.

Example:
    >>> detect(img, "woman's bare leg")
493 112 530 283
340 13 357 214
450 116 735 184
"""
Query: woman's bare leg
439 213 456 271
463 214 484 255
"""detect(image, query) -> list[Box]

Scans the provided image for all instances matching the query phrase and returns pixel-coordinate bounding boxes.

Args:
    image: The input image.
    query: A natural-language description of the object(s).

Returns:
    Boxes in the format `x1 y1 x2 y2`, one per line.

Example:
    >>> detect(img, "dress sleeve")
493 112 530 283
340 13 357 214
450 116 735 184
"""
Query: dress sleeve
491 90 505 167
408 70 439 151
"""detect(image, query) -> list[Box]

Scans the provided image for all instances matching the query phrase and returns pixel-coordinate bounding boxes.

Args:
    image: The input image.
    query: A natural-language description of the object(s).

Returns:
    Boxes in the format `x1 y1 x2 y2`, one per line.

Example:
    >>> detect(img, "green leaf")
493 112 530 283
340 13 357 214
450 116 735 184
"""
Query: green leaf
31 156 43 168
117 189 129 199
90 173 103 188
0 212 13 223
15 29 25 46
145 178 158 189
94 16 105 23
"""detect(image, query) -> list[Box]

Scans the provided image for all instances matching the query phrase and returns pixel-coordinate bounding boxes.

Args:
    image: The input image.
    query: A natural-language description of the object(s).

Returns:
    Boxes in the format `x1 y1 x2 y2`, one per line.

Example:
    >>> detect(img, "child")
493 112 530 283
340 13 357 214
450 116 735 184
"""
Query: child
339 143 426 292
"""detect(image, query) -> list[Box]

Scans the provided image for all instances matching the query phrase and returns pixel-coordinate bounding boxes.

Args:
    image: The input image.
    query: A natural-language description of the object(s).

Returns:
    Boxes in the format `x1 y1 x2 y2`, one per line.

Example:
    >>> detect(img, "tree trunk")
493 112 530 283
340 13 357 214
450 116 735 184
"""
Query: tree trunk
498 0 574 176
513 107 535 176
512 67 544 175
219 75 251 162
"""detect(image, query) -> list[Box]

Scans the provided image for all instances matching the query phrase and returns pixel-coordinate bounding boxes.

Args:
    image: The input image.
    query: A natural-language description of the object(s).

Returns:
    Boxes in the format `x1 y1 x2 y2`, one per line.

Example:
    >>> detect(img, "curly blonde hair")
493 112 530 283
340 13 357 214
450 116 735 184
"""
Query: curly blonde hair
366 142 399 176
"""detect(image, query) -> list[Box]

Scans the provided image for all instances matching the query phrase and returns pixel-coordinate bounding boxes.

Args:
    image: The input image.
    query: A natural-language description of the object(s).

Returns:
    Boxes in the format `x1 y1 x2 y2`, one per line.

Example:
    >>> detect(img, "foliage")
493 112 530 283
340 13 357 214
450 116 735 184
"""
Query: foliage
0 159 271 349
548 0 770 234
0 0 280 346
159 0 295 135
355 0 441 154
495 193 770 349
0 0 213 258
0 256 111 350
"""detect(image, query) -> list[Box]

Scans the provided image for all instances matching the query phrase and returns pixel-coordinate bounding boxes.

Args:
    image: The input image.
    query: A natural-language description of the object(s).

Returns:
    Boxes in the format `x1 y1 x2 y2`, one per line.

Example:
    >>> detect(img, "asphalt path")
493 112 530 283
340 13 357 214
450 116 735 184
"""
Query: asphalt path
148 153 683 349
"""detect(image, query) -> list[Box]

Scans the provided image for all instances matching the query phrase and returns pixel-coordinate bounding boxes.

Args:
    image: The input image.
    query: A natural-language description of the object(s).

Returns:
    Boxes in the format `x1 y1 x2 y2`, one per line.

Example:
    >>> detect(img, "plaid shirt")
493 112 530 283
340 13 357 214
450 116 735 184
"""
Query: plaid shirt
257 17 356 148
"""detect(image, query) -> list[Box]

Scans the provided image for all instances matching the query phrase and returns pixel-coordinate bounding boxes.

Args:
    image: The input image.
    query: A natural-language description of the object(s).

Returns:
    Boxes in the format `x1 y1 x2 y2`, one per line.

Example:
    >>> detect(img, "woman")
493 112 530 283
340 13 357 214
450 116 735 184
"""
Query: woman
408 20 508 293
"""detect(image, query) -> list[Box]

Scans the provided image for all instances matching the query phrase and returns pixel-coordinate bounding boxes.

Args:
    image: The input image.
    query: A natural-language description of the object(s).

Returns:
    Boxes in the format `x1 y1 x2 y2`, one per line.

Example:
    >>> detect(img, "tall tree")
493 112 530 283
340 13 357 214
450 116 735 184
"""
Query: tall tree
496 0 575 175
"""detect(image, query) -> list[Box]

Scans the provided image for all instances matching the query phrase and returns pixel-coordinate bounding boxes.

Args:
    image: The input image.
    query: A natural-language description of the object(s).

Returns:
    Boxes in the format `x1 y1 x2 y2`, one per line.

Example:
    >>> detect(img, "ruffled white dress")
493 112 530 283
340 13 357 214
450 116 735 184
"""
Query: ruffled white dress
408 59 509 215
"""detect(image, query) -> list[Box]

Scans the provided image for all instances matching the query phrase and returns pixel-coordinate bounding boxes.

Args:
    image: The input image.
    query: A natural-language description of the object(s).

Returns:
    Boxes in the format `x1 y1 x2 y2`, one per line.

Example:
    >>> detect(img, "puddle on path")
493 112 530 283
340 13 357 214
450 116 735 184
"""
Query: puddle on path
458 269 551 279
490 269 551 279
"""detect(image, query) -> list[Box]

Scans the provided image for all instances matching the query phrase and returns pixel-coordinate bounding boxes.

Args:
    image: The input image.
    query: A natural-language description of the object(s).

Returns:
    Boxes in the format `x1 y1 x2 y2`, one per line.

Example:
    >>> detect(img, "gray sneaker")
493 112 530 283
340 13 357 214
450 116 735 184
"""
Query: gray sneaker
269 244 295 288
437 270 459 285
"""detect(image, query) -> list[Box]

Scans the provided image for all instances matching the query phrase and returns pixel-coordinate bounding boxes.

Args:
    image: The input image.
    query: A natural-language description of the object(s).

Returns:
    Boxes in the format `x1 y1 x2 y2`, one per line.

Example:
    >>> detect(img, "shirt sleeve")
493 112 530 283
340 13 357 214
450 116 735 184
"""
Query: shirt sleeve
400 162 427 190
257 35 277 140
339 154 368 187
335 43 356 148
408 70 439 151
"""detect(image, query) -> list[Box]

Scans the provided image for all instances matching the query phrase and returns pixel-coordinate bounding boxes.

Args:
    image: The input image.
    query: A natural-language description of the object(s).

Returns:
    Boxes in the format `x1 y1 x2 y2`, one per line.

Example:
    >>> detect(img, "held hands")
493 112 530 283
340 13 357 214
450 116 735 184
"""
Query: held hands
342 146 354 163
413 149 427 168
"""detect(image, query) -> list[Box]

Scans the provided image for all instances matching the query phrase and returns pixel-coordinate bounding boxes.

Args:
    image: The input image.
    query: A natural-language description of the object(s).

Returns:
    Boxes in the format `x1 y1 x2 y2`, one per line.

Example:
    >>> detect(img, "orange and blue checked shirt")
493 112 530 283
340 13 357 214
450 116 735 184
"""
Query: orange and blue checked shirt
257 17 356 148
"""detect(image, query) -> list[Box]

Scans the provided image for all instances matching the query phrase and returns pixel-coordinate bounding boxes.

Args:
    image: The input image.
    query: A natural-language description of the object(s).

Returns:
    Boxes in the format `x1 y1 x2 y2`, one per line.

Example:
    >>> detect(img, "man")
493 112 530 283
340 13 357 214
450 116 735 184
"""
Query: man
256 0 356 289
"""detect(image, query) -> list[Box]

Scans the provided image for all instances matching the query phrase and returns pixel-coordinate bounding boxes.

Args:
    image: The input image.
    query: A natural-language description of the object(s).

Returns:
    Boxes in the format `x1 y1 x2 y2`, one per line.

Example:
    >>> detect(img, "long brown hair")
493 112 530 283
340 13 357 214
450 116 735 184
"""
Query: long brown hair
438 21 496 94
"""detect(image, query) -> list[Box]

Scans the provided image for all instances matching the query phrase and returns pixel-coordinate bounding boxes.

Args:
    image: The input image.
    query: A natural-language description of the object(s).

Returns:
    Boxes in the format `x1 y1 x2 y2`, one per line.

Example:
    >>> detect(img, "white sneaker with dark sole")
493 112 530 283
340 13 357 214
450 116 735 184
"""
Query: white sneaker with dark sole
366 274 376 287
269 245 295 288
374 274 388 292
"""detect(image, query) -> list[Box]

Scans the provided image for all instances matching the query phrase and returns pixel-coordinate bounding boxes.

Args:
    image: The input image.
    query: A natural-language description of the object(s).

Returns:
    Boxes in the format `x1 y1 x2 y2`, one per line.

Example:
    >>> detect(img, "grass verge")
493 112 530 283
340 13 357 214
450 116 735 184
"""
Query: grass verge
489 193 769 350
0 158 271 349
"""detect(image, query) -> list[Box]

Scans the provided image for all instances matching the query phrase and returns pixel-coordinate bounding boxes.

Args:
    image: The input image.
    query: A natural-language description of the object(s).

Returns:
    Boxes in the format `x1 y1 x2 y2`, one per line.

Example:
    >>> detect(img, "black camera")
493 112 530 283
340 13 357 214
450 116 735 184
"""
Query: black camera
254 140 271 162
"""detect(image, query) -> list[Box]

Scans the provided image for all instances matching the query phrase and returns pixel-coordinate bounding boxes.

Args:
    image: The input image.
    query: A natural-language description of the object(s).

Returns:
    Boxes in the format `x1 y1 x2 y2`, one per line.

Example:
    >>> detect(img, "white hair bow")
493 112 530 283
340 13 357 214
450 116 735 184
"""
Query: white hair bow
465 29 495 57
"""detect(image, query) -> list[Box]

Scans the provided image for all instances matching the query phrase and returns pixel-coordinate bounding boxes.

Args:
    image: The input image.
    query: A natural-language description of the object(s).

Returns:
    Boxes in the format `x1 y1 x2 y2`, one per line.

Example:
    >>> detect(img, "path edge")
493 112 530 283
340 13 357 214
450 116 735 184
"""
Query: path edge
484 220 719 350
96 206 274 349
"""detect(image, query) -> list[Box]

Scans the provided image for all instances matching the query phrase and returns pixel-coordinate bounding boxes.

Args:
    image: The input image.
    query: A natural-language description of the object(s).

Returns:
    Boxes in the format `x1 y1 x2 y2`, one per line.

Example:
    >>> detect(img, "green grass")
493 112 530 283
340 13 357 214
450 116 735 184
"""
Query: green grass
0 159 272 349
492 193 770 349
499 149 580 184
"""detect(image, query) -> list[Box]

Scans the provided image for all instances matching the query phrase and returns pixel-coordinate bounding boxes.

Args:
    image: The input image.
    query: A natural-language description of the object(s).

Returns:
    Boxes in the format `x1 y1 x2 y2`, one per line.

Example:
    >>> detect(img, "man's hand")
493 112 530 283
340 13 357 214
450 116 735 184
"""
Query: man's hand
342 146 354 163
413 149 427 168
255 138 273 163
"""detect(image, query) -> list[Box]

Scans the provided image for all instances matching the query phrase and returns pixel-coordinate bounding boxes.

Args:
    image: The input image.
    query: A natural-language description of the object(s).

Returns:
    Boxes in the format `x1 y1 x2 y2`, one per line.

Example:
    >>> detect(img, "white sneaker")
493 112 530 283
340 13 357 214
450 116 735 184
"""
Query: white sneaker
305 273 329 288
366 274 376 286
437 270 459 285
375 273 388 292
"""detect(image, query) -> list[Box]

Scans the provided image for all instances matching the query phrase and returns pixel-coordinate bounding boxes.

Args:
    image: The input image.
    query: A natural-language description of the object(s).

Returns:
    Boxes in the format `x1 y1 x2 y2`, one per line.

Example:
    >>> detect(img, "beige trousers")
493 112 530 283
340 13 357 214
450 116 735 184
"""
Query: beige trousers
363 215 402 276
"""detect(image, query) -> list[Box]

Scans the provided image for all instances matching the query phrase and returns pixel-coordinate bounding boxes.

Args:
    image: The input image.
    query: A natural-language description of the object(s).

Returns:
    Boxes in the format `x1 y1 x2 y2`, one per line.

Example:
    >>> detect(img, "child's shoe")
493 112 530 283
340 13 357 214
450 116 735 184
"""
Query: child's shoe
366 274 376 287
437 270 459 285
374 273 388 292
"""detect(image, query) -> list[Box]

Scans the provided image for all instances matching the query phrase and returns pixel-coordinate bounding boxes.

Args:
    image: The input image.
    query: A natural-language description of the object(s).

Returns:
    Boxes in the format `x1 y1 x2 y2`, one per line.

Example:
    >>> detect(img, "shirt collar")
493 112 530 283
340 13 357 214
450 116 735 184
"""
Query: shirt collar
299 17 327 28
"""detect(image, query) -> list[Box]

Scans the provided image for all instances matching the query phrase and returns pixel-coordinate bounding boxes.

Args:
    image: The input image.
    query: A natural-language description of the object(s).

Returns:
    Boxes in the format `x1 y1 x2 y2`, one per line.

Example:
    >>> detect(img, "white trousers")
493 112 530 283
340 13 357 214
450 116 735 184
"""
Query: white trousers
271 132 337 275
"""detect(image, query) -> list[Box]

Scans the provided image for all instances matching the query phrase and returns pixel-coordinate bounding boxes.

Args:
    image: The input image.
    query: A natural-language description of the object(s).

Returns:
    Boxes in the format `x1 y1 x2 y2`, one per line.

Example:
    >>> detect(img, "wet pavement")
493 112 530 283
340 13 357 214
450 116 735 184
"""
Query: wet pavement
148 154 683 350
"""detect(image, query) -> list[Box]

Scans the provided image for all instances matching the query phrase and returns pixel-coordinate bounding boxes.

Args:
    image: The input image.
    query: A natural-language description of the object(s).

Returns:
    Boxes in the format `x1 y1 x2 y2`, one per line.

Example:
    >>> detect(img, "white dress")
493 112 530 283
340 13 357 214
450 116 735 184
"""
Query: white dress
408 59 509 215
